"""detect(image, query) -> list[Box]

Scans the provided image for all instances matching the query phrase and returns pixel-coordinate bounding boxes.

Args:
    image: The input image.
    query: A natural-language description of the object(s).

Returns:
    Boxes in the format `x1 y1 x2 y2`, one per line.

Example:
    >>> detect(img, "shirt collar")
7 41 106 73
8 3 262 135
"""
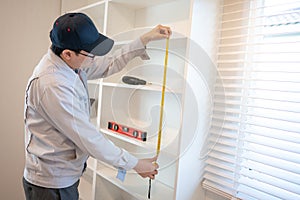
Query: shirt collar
48 49 78 76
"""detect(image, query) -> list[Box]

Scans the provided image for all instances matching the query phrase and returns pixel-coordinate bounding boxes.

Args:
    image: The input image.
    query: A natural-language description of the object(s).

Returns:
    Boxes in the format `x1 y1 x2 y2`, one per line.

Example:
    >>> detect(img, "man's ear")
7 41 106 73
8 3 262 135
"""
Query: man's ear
61 49 73 60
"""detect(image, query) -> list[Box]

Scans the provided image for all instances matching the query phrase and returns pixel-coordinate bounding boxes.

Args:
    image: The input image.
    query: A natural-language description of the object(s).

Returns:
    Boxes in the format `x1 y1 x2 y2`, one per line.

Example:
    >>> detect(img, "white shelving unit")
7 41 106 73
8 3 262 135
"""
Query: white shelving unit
61 0 211 199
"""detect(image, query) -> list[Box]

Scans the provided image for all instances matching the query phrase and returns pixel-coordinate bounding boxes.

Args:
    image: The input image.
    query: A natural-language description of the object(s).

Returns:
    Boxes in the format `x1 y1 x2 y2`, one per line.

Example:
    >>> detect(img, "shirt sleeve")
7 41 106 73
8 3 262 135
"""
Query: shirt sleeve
37 81 138 170
83 37 150 80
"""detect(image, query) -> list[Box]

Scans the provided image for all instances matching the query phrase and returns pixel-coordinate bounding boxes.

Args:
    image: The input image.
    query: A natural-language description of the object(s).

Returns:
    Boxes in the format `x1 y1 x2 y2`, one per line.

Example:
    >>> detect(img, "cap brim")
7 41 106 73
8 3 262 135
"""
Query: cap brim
84 34 114 56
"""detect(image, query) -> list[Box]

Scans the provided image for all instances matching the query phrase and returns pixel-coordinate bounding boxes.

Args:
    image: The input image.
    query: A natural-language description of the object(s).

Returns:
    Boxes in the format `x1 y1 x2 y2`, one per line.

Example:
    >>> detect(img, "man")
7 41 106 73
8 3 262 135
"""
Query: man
23 12 171 200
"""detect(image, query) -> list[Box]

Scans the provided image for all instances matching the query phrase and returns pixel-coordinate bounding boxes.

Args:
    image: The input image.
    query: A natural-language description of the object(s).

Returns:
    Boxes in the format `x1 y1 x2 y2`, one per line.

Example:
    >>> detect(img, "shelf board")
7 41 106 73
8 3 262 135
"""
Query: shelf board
110 0 176 9
96 161 174 200
100 128 151 149
114 34 187 47
101 81 183 94
87 79 102 85
100 127 178 154
88 79 184 94
64 0 106 12
68 0 176 11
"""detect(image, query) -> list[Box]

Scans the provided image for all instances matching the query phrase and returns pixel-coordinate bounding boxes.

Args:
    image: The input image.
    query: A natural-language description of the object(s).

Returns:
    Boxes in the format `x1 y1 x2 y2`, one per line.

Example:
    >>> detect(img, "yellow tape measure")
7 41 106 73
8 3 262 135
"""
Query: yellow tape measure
148 38 169 199
156 37 169 156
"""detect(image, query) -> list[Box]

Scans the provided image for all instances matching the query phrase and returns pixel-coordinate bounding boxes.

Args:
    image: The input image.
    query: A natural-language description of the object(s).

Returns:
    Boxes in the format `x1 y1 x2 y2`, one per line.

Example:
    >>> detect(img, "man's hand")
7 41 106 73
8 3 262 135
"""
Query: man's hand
133 156 159 179
140 25 172 46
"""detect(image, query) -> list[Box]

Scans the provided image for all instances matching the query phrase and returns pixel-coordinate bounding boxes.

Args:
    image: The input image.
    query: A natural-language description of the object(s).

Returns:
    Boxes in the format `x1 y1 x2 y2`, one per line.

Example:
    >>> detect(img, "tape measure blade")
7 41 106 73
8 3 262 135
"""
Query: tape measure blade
156 38 169 155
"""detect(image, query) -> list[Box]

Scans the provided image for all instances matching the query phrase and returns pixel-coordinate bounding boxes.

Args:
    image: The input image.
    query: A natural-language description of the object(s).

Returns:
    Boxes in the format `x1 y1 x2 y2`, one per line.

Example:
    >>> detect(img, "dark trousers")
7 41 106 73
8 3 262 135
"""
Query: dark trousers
22 177 79 200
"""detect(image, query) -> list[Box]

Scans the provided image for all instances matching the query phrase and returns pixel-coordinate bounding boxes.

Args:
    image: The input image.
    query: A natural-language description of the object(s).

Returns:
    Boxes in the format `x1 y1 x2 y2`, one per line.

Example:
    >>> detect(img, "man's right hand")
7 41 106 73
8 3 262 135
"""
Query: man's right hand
133 156 159 179
140 24 172 46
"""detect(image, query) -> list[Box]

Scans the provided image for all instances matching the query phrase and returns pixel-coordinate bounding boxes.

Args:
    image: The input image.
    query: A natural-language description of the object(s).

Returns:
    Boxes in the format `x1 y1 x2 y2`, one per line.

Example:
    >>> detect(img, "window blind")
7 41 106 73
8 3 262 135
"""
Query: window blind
202 0 300 199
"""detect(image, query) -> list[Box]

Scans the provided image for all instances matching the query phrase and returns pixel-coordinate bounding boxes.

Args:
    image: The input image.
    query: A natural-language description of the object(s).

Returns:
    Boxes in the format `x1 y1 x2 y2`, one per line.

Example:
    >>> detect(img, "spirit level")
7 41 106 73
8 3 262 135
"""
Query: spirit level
108 121 147 142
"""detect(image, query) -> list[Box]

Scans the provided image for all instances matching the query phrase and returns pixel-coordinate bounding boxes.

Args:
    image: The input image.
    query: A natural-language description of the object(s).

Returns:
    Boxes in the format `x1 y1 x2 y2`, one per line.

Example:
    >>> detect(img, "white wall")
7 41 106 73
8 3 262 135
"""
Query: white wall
178 0 225 200
0 1 60 199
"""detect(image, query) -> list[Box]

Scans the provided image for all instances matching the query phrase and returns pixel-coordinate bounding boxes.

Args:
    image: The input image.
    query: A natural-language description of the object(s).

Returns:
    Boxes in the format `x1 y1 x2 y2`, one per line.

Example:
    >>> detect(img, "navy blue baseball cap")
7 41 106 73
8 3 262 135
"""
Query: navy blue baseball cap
50 13 114 56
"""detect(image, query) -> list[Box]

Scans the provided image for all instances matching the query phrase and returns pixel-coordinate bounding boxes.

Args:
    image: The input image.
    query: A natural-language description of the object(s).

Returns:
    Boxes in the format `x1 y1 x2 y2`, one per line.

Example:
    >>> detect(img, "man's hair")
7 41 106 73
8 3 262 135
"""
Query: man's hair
50 45 79 57
51 45 64 57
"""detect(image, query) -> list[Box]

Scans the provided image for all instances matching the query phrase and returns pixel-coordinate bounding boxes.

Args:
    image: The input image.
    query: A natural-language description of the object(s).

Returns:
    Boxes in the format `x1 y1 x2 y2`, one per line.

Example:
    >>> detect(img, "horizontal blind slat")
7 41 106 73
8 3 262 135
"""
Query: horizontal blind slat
204 173 235 189
238 177 300 200
206 157 236 172
208 151 236 164
246 117 300 133
243 134 300 154
246 109 300 123
205 165 235 180
240 168 300 195
244 127 300 143
243 143 300 164
241 160 300 185
237 184 284 200
242 151 300 173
